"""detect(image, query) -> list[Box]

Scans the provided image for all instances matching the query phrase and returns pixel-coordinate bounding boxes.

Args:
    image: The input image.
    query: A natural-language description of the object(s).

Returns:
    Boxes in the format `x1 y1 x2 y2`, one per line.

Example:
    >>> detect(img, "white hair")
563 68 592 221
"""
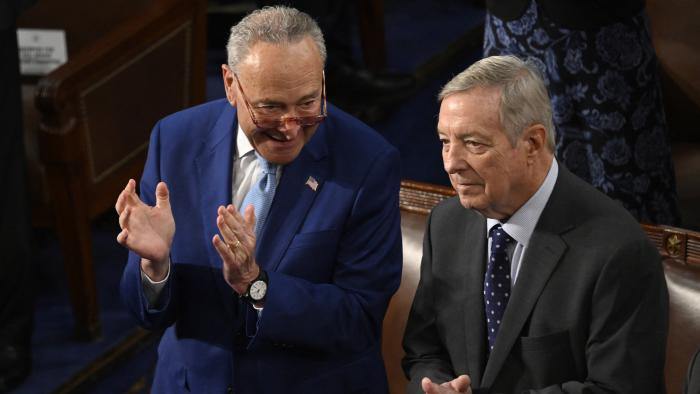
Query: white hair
226 5 326 71
439 55 556 150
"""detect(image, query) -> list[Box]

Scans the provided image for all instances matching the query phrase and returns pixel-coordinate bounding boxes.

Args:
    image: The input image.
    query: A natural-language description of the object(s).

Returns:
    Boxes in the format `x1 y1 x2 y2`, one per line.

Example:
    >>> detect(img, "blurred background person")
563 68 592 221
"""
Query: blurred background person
483 0 680 225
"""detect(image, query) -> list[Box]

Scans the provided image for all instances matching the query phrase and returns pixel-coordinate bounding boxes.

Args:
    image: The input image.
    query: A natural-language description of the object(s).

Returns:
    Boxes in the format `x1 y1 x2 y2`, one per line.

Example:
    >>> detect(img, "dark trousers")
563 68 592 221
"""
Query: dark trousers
0 24 34 350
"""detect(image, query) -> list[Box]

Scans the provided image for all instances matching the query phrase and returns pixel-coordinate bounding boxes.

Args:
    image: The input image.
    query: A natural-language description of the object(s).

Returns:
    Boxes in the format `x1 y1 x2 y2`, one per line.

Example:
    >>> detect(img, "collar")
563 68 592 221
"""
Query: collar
487 158 558 246
236 125 255 159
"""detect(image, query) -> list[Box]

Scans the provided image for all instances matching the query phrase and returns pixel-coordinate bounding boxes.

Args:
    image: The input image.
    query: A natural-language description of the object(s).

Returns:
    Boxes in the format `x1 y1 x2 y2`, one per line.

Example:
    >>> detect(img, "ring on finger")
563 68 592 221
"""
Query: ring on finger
227 238 241 251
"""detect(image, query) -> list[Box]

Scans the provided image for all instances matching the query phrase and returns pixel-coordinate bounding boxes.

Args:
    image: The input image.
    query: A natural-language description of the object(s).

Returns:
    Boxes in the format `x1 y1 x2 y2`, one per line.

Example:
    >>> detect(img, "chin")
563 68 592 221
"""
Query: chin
256 129 314 165
458 195 486 212
458 196 476 209
259 145 303 165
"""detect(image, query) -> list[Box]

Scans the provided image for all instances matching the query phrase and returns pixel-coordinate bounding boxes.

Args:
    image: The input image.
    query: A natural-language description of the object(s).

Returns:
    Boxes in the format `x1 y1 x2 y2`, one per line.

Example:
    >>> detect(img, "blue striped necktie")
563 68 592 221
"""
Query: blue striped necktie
239 152 277 238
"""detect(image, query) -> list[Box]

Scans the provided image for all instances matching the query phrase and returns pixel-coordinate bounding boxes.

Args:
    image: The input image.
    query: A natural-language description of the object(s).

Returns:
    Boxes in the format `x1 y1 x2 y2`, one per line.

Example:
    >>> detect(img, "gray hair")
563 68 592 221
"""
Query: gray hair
226 6 327 71
438 55 555 150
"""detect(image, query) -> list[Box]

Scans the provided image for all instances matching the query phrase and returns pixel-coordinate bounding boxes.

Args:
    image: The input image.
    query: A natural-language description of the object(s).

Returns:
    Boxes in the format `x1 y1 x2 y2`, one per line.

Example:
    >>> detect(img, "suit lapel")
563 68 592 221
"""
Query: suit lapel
461 213 488 387
194 104 237 320
481 167 573 387
255 124 329 272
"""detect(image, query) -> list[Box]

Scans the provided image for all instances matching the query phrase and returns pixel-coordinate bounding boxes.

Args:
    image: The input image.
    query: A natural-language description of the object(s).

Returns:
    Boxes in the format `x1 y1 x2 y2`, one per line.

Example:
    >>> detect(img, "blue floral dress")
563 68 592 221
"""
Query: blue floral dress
484 0 680 225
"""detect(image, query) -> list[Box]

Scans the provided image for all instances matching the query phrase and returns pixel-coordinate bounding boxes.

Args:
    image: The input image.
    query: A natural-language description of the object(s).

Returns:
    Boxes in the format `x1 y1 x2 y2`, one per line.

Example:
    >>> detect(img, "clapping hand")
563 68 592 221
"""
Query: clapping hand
212 204 260 295
422 375 472 394
115 179 175 280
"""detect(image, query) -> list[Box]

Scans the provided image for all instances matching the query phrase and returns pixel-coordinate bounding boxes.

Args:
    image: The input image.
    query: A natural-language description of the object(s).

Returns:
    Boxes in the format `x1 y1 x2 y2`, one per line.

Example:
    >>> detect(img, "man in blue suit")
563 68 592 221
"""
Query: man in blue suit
115 6 402 393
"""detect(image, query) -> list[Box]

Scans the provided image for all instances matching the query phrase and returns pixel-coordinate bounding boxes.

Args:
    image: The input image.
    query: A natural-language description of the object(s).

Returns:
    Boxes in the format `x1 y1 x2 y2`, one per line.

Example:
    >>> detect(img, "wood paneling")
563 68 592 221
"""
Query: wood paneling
18 0 207 339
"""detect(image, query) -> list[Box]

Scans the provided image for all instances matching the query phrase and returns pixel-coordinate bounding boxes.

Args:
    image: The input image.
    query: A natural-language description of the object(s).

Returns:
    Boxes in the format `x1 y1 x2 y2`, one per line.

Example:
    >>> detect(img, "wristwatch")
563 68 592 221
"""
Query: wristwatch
242 269 268 303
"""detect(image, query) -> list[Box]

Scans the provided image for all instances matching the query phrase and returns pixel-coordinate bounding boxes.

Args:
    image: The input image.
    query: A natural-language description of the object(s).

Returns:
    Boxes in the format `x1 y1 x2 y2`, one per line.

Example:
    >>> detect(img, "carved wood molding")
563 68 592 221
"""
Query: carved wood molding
35 77 78 136
399 180 456 215
631 224 699 267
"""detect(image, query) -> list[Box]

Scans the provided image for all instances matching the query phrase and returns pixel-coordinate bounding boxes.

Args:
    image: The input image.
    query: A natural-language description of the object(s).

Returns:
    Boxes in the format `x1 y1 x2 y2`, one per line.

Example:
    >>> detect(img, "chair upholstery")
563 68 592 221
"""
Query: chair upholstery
382 180 700 394
382 181 455 394
18 0 207 339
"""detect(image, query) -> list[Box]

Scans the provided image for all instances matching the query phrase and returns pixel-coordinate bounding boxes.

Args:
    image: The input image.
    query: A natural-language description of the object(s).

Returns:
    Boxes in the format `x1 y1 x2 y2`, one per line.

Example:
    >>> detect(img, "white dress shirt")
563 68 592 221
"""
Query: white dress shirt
486 158 558 286
141 125 282 306
231 127 283 211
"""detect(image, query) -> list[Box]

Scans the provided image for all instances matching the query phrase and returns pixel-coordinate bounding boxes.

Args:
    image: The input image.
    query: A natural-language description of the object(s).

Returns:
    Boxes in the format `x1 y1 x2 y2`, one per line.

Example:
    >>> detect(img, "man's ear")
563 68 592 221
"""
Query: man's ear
221 64 237 107
521 124 547 160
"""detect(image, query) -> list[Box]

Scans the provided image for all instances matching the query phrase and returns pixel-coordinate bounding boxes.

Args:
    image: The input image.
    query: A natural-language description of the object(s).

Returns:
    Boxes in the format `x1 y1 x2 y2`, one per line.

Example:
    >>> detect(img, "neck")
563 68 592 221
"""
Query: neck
490 154 553 221
528 154 553 195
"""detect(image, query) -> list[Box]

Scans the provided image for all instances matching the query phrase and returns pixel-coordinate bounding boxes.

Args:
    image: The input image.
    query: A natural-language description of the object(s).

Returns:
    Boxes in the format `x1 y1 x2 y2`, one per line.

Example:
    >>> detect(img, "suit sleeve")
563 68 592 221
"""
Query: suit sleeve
119 121 179 330
402 210 458 393
523 238 669 394
685 348 700 394
246 147 403 354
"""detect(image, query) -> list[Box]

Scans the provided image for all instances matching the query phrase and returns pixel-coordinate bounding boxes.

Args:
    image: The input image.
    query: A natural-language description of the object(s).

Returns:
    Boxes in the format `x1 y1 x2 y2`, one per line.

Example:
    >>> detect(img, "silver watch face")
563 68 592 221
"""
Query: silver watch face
249 280 267 301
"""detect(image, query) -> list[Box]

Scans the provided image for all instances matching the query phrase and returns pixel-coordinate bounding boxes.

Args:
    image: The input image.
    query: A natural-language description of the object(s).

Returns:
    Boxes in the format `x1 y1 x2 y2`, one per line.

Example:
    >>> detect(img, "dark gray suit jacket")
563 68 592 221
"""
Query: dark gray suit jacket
402 165 668 393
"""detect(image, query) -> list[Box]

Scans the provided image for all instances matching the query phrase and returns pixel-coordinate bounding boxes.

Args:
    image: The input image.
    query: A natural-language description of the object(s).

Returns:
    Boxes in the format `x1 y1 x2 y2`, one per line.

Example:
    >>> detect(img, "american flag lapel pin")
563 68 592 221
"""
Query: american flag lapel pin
305 176 318 192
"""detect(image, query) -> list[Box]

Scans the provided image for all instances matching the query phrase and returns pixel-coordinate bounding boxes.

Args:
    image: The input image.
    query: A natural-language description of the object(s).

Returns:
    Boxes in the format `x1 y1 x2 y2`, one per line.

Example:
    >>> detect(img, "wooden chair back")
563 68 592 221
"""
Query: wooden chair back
641 223 700 394
382 181 455 394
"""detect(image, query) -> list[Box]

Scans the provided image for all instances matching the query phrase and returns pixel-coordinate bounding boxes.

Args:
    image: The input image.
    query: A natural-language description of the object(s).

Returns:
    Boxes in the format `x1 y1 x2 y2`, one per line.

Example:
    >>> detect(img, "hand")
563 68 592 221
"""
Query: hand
115 179 175 280
421 375 472 394
212 204 260 295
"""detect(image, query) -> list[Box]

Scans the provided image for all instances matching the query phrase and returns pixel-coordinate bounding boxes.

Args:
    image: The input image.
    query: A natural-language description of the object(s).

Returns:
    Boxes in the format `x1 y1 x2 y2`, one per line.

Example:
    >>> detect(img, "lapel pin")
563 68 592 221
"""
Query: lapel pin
305 176 318 192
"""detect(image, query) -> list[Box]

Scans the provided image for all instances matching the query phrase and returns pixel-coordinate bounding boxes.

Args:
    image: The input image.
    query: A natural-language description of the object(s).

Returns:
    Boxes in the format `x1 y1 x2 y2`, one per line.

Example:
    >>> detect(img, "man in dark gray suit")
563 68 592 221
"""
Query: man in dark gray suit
402 55 669 393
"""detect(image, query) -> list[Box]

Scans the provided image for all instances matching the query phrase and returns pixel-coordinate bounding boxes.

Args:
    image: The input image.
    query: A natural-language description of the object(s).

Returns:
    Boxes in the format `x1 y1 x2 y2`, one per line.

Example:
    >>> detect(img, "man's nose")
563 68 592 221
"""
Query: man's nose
443 145 467 174
276 117 302 138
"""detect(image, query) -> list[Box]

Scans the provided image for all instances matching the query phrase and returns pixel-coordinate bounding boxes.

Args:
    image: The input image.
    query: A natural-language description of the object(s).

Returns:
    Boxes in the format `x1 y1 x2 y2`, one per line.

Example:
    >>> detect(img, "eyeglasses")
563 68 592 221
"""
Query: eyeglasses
233 71 327 130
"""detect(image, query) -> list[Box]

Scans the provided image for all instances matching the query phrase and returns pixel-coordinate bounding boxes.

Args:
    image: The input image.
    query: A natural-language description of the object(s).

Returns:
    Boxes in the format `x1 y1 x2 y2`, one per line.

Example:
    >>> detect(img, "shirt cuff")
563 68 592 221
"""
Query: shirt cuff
253 303 264 317
140 259 171 307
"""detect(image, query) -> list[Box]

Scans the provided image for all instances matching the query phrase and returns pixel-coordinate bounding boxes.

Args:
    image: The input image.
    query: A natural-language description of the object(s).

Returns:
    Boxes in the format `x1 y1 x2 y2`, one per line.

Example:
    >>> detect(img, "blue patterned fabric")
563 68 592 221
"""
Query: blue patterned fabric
484 224 514 352
239 152 278 237
484 0 680 225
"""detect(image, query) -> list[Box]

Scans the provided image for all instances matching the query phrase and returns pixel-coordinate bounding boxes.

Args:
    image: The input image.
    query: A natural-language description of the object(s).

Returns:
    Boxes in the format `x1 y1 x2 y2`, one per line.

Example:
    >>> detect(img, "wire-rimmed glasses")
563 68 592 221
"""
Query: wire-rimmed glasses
232 71 327 130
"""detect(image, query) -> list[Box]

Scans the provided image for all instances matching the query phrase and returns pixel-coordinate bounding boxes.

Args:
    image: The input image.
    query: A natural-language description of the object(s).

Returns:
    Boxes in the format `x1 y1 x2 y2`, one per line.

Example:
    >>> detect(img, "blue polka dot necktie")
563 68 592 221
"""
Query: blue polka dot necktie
484 223 514 352
239 152 277 238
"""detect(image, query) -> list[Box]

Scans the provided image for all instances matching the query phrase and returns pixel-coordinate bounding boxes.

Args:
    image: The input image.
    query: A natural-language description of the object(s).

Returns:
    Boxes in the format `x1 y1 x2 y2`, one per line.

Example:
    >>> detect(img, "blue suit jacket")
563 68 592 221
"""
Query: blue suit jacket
120 99 403 393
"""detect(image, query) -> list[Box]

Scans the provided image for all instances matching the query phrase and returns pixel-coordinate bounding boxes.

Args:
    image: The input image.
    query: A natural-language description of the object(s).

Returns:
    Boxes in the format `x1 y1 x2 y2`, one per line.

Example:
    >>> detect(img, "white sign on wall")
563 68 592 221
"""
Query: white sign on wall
17 28 68 76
